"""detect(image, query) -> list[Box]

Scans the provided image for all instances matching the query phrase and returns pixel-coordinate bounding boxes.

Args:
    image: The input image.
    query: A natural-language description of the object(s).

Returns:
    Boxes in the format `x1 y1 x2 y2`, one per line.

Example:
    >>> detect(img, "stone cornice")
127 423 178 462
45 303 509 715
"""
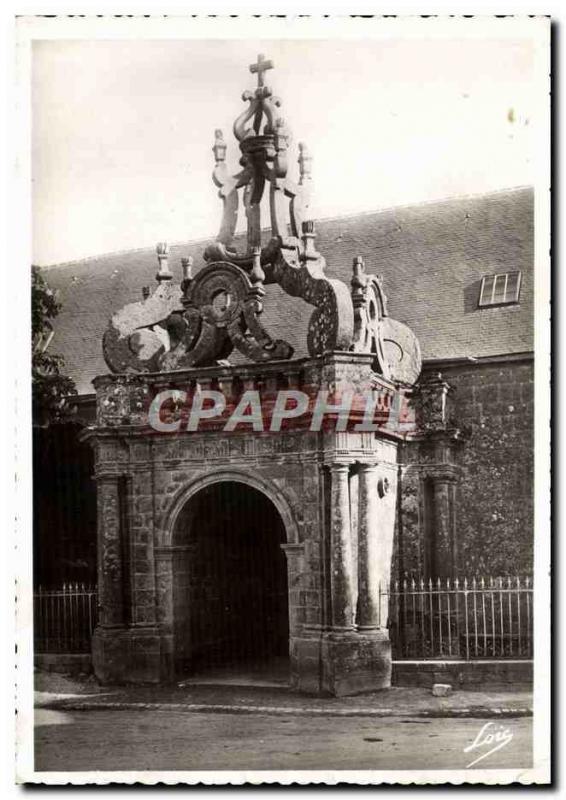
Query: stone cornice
94 471 124 483
422 464 461 482
280 543 305 556
154 545 195 560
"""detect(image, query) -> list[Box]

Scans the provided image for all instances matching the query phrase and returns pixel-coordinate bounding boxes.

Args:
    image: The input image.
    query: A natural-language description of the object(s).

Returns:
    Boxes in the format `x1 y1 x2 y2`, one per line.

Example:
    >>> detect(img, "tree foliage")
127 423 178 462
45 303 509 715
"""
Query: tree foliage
32 266 77 426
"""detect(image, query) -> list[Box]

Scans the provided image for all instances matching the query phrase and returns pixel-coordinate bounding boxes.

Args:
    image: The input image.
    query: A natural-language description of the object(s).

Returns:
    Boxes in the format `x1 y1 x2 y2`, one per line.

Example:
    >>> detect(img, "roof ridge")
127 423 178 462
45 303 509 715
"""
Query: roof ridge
40 185 533 271
313 185 533 226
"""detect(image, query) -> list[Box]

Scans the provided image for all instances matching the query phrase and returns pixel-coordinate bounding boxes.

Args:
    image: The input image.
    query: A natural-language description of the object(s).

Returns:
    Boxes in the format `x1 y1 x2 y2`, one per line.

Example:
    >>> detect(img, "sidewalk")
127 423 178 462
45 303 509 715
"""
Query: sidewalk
35 671 532 719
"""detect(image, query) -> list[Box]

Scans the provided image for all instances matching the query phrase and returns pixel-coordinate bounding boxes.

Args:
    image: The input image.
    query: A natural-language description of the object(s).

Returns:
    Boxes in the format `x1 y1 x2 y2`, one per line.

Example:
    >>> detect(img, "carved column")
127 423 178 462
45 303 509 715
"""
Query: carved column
95 474 124 628
328 463 355 631
357 463 380 631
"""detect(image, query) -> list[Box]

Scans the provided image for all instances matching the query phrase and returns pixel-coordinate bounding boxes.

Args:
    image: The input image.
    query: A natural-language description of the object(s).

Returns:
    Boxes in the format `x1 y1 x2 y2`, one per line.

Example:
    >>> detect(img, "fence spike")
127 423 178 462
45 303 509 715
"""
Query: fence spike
455 577 459 589
411 577 416 590
447 577 451 590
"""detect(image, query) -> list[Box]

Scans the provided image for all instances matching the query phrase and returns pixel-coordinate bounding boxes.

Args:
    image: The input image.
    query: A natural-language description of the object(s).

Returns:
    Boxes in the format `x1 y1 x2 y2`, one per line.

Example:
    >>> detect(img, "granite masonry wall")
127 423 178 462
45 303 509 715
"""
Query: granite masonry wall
394 355 534 578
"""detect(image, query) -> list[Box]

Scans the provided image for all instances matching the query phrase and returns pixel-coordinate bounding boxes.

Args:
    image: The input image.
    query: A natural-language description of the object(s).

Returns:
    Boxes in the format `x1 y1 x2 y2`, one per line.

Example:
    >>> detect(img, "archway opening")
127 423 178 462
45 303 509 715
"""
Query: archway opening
172 481 289 681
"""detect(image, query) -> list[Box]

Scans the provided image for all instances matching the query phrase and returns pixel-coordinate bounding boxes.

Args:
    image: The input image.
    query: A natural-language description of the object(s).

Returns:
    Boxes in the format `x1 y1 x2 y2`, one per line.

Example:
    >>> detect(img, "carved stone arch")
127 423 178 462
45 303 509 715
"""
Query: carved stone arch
162 467 301 548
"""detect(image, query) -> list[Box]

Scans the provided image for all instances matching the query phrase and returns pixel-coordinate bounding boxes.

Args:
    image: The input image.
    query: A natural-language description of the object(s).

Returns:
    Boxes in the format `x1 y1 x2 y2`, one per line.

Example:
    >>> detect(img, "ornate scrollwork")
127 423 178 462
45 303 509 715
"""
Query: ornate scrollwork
349 255 421 384
161 258 294 369
350 256 390 377
101 54 422 387
102 280 185 373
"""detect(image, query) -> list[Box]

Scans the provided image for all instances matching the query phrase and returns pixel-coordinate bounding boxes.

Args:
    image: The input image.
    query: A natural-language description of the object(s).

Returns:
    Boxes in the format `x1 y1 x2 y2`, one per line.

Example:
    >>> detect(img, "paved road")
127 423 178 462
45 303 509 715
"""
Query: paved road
35 708 532 773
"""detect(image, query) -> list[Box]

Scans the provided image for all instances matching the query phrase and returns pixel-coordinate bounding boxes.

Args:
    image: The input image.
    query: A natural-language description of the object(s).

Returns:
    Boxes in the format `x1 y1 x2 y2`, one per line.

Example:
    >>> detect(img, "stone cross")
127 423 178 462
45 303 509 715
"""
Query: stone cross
250 53 273 88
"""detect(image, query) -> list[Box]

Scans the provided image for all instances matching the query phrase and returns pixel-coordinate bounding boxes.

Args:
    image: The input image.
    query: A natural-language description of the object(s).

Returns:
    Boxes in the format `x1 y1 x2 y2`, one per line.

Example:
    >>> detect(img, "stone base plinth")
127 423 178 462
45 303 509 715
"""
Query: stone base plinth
291 631 392 696
92 625 164 684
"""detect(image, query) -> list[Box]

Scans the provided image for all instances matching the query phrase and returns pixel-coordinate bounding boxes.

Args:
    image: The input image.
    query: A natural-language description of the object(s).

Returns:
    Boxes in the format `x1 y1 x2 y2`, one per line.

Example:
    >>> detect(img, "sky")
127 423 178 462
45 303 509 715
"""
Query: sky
31 23 543 266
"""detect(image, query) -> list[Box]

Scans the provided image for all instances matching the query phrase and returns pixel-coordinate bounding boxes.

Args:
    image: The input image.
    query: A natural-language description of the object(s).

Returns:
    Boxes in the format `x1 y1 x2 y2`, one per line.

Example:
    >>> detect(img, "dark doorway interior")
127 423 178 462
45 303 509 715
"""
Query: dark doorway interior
173 482 289 677
33 421 97 587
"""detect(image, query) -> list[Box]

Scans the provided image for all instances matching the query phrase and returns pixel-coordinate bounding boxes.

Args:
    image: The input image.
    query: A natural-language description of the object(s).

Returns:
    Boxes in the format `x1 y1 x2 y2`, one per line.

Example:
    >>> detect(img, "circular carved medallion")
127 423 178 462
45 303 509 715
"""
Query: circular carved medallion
189 261 250 329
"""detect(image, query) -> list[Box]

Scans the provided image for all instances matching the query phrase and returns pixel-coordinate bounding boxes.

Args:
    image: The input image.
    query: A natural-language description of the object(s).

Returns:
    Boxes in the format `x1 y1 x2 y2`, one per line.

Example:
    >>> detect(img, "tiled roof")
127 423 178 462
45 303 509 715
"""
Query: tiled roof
43 187 534 395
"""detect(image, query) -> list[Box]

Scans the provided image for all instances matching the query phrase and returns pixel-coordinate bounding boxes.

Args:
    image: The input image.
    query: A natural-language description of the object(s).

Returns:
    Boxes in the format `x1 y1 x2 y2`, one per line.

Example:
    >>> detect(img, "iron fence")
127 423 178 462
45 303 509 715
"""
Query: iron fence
34 583 98 653
383 576 533 660
33 577 533 660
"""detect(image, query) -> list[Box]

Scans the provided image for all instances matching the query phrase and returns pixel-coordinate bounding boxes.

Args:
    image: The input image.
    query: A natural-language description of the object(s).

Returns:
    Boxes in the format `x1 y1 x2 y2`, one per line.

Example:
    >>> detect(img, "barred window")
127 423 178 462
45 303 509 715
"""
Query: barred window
478 271 522 307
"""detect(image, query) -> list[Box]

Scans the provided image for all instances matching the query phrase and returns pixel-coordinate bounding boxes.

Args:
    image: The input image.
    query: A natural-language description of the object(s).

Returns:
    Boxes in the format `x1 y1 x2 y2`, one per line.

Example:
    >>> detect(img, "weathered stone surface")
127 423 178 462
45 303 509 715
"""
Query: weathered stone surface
96 476 124 627
393 660 532 689
393 358 533 578
382 317 422 386
328 463 355 631
92 626 163 684
102 281 184 374
292 632 392 696
86 352 407 694
432 683 453 697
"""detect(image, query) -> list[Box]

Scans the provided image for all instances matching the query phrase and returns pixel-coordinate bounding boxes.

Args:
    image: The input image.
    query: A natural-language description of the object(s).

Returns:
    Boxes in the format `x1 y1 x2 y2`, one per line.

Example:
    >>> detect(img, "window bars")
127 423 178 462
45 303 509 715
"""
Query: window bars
478 271 522 307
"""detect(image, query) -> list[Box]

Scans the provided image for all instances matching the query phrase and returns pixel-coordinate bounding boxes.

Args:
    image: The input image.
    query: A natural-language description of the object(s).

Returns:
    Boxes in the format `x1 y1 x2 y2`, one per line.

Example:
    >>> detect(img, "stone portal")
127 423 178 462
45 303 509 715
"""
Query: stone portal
85 55 424 696
172 481 289 676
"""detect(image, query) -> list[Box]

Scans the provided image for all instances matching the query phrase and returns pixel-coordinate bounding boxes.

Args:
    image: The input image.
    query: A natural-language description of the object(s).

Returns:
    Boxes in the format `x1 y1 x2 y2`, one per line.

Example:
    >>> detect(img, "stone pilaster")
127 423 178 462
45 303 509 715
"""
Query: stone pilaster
431 473 458 578
328 463 355 631
376 465 398 629
95 473 124 628
417 369 461 580
154 546 185 680
356 463 380 630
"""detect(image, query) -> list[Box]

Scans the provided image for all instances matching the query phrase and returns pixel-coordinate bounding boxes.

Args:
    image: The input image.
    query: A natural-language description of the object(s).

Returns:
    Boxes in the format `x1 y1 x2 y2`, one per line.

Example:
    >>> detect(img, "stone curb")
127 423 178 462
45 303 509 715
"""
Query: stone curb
37 699 533 719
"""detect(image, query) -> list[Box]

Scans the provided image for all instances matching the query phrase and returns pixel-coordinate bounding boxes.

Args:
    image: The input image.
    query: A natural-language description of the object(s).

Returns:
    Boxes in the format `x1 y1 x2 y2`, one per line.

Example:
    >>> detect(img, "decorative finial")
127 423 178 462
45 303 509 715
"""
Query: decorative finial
351 256 367 308
250 246 265 286
213 129 226 164
209 56 316 265
352 255 365 280
155 242 172 282
249 53 274 88
301 220 318 261
181 256 193 282
181 256 193 295
298 143 312 184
